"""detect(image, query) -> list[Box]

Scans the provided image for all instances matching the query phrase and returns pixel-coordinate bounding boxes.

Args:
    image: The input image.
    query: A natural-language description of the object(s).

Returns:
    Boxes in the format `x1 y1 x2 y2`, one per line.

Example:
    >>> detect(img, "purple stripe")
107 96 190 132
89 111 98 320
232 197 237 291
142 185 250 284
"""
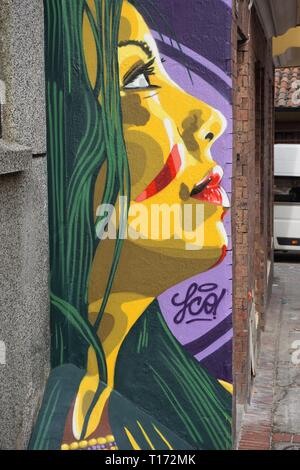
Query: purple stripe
151 31 232 87
194 329 233 362
183 316 232 356
200 341 232 383
222 0 232 6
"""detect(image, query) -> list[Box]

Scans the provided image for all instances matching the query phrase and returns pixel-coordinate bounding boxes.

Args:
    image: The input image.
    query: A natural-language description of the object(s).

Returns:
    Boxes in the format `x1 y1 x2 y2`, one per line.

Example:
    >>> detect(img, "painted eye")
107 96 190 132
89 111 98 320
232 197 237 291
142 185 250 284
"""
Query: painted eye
124 73 150 89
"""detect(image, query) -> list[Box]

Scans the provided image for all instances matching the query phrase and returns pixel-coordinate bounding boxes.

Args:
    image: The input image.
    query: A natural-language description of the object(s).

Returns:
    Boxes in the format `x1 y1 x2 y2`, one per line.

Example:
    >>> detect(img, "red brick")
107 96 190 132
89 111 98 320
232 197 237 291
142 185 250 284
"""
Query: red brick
233 0 274 410
272 433 292 443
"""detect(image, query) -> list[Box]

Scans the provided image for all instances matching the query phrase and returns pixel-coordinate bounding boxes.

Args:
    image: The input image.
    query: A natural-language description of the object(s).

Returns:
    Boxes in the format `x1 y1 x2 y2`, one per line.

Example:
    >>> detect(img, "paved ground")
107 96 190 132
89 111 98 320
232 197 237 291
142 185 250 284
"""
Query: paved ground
238 256 300 450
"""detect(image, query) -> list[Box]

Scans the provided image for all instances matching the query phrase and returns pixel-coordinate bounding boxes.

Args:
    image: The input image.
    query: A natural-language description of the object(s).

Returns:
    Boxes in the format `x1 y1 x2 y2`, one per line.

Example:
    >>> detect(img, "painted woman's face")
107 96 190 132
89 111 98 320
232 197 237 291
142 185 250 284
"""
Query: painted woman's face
85 1 230 271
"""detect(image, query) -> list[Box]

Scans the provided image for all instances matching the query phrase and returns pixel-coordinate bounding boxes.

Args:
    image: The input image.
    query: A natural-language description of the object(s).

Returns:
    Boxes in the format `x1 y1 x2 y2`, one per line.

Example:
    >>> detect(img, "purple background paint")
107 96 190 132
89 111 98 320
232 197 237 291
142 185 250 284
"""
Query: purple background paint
138 0 233 382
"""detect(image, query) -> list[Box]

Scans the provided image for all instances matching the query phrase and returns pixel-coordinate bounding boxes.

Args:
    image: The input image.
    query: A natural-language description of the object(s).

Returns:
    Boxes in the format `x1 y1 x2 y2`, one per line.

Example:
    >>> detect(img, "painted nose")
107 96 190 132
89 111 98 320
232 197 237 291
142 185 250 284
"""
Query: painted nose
205 132 214 141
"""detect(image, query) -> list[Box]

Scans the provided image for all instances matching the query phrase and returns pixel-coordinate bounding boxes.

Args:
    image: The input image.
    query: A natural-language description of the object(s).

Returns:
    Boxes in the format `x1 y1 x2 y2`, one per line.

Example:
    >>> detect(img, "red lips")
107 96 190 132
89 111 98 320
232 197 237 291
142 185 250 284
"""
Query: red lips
190 166 230 208
135 146 230 209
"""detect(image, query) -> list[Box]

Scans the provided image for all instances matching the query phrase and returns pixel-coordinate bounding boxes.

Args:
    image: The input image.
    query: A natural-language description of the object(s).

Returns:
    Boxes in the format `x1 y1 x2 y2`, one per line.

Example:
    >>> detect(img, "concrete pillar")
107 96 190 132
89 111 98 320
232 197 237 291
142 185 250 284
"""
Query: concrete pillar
0 0 50 449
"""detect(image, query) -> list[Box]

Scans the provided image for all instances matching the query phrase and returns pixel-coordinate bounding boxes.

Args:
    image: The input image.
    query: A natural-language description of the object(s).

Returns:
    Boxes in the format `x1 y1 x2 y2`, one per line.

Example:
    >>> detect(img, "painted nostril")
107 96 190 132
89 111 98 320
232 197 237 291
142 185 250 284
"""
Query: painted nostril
205 132 214 141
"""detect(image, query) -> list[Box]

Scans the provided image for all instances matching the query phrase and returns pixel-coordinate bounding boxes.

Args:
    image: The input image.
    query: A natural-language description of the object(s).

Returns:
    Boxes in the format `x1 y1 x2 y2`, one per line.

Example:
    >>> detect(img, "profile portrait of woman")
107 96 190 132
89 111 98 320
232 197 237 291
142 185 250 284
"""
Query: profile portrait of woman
30 0 232 451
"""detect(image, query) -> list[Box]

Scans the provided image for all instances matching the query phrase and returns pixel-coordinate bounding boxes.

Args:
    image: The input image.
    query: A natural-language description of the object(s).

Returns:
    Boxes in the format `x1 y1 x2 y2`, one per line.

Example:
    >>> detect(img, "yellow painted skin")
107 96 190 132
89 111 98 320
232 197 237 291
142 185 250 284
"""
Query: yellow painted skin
218 380 233 395
71 1 232 442
84 0 228 257
73 294 154 438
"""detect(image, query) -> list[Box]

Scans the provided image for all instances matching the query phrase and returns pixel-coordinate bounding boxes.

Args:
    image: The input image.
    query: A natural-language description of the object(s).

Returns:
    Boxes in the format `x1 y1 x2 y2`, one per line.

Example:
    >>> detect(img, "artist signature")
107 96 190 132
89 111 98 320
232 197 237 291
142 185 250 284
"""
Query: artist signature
171 282 226 325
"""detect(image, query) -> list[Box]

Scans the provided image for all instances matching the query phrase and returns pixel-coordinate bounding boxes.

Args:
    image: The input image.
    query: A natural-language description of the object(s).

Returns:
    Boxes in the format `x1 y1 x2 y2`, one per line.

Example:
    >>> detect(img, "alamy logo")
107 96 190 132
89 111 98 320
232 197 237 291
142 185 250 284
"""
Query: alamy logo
96 196 205 251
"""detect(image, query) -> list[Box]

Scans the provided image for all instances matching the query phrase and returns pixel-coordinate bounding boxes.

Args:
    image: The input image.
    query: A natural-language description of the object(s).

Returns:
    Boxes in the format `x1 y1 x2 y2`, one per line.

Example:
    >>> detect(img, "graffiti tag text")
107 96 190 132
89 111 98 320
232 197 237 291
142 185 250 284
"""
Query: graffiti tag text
171 282 226 325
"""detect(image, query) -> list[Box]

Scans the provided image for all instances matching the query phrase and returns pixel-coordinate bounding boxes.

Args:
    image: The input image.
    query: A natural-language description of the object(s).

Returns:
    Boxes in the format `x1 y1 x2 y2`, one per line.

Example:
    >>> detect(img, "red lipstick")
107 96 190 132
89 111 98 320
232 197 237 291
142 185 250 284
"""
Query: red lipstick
190 166 230 208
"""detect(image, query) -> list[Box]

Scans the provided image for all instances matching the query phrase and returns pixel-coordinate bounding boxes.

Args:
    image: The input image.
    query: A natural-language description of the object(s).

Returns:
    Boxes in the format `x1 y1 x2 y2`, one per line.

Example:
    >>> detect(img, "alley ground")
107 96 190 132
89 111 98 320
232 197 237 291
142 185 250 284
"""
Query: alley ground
238 254 300 450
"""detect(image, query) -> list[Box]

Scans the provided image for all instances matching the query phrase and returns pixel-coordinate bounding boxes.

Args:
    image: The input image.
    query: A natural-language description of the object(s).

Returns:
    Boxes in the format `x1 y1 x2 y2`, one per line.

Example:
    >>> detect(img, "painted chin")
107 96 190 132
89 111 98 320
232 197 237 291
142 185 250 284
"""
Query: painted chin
211 245 227 269
204 221 228 269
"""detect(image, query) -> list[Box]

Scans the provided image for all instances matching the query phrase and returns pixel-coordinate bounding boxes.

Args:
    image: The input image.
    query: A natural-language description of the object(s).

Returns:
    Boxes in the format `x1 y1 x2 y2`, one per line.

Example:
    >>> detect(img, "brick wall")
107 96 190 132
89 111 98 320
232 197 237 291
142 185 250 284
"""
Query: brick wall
232 0 274 406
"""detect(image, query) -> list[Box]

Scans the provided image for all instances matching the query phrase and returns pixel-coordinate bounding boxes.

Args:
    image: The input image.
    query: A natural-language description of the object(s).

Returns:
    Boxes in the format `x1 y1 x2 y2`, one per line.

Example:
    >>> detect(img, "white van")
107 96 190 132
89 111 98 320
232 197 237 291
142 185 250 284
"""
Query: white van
274 144 300 251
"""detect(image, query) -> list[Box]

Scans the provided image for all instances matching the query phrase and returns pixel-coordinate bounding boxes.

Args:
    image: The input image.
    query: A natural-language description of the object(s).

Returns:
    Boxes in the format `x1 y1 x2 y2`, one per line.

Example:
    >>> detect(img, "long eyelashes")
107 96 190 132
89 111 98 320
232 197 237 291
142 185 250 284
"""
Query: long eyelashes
123 57 156 88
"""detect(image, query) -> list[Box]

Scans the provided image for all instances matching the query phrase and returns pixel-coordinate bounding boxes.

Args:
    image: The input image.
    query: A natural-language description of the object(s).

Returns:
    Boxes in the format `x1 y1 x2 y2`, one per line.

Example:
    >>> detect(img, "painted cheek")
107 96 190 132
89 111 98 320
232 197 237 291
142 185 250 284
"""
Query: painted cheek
121 94 150 126
135 144 182 202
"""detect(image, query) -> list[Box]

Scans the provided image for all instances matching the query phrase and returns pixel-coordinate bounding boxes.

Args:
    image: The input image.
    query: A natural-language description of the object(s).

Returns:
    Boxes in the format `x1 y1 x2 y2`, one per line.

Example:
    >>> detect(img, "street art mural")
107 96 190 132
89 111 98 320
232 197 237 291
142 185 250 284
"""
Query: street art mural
30 0 233 450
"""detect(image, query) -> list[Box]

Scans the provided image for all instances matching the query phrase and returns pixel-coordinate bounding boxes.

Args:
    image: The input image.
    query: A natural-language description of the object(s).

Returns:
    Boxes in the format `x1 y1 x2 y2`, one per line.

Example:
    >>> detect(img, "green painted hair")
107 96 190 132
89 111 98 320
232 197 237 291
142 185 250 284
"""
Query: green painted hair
46 0 130 380
41 0 233 447
46 0 172 439
46 0 178 374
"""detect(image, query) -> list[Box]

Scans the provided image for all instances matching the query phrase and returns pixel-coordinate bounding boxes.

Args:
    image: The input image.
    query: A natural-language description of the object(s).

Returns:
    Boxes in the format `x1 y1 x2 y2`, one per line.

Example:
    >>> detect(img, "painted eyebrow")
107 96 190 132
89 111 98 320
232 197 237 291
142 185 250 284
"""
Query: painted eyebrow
118 40 153 59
